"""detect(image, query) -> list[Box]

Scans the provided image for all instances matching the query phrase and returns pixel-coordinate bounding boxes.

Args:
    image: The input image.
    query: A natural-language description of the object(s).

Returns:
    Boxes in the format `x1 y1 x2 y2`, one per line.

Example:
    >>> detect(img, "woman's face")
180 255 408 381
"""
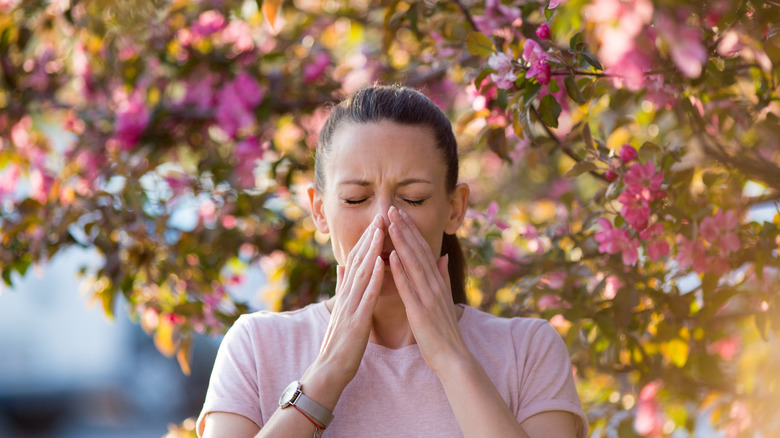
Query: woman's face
309 120 467 294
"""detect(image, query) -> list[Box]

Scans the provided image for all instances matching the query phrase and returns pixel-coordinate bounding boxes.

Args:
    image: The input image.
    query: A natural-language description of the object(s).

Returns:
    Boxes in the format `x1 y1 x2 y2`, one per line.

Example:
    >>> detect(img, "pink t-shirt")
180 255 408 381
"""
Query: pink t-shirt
197 302 588 437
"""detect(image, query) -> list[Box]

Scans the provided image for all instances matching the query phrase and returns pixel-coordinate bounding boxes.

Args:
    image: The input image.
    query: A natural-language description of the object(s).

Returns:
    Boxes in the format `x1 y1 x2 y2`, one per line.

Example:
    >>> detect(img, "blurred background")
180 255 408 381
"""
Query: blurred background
0 247 265 438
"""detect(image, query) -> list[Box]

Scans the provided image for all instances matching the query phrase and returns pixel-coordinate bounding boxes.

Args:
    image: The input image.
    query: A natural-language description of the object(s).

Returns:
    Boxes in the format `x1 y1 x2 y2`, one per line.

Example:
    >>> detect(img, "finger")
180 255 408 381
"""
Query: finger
344 227 384 313
388 207 441 295
355 255 384 320
437 254 452 295
344 215 379 279
389 249 421 310
336 265 345 290
342 216 382 295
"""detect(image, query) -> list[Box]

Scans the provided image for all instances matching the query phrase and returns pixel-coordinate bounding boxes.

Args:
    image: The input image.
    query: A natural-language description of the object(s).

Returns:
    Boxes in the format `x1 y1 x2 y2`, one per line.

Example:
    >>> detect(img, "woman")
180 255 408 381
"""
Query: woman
197 85 588 437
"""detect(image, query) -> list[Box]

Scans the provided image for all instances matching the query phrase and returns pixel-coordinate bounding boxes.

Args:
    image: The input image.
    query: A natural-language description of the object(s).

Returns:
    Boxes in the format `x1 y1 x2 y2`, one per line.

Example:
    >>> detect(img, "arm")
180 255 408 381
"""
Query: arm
387 205 579 438
202 214 387 438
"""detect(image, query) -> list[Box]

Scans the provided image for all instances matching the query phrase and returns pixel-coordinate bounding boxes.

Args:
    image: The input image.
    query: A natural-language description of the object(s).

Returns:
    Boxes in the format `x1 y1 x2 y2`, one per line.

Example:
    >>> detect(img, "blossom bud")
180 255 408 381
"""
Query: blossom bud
619 143 638 163
605 169 618 181
536 23 551 40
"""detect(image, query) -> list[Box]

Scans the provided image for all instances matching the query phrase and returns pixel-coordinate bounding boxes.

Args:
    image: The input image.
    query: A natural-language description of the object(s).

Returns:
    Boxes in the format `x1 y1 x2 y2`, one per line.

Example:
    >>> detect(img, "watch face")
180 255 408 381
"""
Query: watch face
279 381 301 407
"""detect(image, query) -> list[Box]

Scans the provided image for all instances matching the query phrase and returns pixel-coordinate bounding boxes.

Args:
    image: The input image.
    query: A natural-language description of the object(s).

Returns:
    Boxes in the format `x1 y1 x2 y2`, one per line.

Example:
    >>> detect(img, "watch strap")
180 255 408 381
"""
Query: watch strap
293 390 334 428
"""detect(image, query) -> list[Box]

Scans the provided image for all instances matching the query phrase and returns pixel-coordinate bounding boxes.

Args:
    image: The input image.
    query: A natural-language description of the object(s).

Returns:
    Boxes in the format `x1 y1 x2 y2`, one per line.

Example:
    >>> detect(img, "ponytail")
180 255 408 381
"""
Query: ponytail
441 232 467 304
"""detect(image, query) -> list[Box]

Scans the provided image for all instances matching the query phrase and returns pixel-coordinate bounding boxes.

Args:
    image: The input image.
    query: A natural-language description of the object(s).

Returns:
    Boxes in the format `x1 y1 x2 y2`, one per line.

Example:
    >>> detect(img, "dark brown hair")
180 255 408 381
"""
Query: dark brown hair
314 85 467 304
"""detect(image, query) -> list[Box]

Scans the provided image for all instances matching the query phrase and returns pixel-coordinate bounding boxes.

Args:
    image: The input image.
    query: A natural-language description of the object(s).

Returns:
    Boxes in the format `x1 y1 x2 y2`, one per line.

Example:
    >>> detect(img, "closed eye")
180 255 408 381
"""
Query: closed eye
403 198 426 206
343 198 367 205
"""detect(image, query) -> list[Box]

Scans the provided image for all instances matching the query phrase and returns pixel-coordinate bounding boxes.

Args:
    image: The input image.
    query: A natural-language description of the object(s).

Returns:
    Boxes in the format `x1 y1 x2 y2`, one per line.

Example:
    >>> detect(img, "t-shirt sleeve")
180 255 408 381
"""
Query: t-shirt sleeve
515 320 589 437
196 315 262 437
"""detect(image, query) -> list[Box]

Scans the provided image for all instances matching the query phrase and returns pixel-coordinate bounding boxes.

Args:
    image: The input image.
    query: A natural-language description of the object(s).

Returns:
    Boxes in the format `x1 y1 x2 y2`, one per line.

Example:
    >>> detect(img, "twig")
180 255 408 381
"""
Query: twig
529 105 609 182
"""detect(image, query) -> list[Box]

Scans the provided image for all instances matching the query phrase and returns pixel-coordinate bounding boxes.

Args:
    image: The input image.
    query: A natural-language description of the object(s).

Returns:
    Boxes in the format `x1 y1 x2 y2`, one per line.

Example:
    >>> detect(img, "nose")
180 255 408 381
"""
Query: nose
374 195 393 231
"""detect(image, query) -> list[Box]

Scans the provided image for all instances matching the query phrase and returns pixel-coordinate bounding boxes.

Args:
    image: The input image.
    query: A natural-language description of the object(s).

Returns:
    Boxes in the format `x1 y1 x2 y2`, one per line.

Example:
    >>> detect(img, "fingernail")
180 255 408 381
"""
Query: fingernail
388 205 397 220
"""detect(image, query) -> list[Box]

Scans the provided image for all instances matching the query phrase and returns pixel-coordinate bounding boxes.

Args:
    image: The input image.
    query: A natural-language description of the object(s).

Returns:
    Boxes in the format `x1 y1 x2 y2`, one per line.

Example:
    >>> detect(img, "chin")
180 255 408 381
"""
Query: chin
378 275 400 298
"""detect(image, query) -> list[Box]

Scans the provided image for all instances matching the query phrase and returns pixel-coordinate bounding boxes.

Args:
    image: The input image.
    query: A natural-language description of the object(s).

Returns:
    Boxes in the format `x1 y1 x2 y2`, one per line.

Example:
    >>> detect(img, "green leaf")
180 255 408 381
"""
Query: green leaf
582 123 595 153
565 160 597 178
580 51 603 71
523 81 542 106
564 75 586 104
466 31 495 57
538 95 561 128
474 68 492 91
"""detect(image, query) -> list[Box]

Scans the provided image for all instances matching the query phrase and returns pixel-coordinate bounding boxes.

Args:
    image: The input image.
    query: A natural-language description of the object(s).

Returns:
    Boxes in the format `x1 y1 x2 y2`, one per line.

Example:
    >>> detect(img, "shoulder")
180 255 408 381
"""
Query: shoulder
460 305 550 340
459 305 568 360
223 302 329 349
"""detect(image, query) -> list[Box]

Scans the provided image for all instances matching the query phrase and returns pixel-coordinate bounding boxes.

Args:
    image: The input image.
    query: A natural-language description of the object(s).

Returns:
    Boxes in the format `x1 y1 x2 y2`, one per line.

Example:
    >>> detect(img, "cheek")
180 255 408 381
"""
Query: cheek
330 210 372 265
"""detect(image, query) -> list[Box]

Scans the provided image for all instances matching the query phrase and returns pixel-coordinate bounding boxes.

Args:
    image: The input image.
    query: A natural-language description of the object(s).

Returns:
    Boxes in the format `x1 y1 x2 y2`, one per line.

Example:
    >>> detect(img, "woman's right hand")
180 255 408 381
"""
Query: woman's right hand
298 214 385 405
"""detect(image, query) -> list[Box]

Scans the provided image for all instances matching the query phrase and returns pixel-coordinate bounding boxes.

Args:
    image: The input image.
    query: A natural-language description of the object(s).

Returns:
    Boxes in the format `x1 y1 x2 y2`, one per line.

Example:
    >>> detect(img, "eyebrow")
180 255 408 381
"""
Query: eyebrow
338 178 433 187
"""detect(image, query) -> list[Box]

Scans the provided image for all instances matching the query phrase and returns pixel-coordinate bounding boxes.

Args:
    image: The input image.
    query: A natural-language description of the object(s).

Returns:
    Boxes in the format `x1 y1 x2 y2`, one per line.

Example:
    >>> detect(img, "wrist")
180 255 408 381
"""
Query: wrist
299 359 348 411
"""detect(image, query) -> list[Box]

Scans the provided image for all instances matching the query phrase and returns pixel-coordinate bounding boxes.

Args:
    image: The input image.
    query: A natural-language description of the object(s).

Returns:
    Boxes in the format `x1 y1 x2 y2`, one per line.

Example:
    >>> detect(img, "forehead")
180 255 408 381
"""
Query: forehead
324 121 447 187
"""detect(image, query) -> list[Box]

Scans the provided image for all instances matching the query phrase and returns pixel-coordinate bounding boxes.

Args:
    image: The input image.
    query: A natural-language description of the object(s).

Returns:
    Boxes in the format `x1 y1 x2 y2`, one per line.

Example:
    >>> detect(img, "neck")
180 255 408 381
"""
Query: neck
368 294 415 349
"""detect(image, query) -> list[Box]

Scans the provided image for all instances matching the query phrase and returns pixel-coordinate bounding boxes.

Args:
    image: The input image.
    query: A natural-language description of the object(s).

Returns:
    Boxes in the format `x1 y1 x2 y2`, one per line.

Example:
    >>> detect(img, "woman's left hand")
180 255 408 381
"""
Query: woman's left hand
387 205 471 374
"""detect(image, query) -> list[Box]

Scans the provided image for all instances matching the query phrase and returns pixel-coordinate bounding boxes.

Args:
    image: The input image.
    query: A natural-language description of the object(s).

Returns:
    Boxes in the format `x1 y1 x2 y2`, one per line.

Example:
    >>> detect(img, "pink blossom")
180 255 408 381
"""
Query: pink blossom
468 201 510 230
538 294 564 310
585 0 654 90
522 39 551 85
620 143 638 163
303 52 331 83
234 136 267 188
675 235 709 274
232 72 263 107
215 73 264 138
640 223 669 260
707 334 740 361
191 10 227 39
594 218 640 266
700 210 741 254
29 167 54 203
657 14 707 79
623 161 664 198
618 191 650 231
725 401 752 438
540 271 567 289
605 169 618 181
0 164 21 201
603 275 623 299
635 380 664 437
608 47 653 90
182 72 219 111
536 23 551 39
548 0 565 8
473 0 522 35
488 52 517 89
114 97 150 150
1 0 20 13
221 19 254 53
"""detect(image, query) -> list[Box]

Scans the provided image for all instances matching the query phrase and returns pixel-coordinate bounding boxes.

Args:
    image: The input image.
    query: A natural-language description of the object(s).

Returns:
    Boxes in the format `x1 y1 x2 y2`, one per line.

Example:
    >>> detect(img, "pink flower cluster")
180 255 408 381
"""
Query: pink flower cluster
522 39 551 85
618 161 665 231
234 136 268 189
473 0 522 36
676 210 741 275
488 52 517 89
215 72 264 138
114 95 151 150
634 380 664 437
584 0 653 90
595 218 640 266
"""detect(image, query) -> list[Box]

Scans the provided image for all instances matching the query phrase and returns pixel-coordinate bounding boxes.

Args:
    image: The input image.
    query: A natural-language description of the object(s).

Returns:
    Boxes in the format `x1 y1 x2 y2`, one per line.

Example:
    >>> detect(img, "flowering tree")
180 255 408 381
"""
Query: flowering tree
2 0 779 436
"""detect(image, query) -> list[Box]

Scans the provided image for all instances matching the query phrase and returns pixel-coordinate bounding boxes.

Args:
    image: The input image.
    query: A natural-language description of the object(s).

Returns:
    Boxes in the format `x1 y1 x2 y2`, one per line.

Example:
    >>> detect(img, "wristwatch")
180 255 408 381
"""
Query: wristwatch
279 380 334 430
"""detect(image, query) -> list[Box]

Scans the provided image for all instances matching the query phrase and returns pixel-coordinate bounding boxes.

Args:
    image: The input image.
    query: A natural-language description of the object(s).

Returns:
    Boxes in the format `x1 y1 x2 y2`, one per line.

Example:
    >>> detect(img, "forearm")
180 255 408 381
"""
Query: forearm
437 352 530 438
256 360 345 438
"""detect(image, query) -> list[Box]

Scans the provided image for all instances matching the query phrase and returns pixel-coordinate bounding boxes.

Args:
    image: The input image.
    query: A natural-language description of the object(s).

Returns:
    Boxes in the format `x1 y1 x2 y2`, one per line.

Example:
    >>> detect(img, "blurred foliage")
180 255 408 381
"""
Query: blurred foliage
1 0 779 436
